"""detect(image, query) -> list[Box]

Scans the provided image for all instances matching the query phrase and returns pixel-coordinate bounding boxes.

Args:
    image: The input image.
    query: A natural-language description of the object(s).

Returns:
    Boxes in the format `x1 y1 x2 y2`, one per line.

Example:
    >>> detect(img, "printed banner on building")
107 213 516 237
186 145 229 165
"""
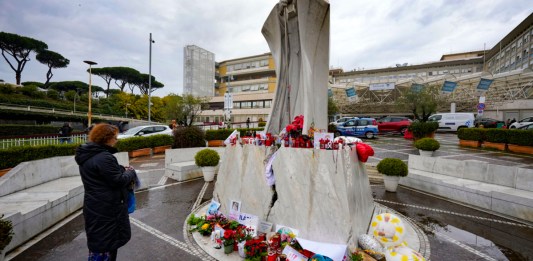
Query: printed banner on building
345 87 356 97
369 82 395 91
410 83 424 93
476 78 493 91
441 81 457 93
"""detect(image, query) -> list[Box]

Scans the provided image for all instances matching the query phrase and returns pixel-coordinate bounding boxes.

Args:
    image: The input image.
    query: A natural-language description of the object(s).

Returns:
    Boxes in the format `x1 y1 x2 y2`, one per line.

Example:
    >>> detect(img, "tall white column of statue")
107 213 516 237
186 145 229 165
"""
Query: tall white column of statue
213 0 375 248
262 0 330 135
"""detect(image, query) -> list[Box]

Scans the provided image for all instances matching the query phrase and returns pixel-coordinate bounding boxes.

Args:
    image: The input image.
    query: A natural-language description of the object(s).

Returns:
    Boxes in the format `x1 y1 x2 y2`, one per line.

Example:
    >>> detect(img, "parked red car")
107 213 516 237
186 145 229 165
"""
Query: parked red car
377 116 412 135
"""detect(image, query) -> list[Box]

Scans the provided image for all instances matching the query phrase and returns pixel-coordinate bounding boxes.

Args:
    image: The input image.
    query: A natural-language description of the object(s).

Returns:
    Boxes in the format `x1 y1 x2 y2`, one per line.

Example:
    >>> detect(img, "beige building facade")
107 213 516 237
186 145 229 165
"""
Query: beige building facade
198 53 276 127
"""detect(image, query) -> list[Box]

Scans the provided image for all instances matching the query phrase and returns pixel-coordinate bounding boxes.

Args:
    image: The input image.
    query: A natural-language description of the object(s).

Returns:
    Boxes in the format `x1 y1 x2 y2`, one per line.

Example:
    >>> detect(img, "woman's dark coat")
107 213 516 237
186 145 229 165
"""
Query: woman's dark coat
75 142 136 252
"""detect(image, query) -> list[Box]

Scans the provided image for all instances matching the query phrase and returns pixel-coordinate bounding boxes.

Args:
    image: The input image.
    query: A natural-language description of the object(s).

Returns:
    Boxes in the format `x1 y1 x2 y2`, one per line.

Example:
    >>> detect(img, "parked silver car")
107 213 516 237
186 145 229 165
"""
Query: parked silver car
117 125 172 139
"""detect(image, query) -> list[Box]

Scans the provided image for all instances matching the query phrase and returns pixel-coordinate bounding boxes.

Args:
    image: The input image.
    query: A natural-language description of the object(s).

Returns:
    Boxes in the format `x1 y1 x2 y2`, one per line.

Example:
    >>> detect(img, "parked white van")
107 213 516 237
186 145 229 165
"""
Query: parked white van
427 113 475 131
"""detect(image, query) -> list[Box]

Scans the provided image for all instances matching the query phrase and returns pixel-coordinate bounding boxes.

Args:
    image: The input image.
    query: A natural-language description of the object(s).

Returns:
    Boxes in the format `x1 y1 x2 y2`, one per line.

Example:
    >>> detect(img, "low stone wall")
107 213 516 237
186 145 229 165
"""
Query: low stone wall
401 155 533 222
164 147 225 181
0 152 129 253
213 145 375 246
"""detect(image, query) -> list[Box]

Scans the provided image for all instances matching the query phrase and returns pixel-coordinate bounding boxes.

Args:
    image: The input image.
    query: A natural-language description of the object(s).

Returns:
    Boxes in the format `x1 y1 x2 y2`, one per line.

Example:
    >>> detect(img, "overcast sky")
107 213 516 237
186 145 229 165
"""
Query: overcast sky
0 0 531 97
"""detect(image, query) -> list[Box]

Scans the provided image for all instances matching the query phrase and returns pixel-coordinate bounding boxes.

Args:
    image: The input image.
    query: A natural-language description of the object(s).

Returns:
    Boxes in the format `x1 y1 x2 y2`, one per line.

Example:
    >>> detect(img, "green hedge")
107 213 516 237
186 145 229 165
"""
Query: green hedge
258 122 266 127
205 129 235 141
457 128 487 141
0 109 101 125
0 144 78 169
115 136 151 152
147 134 174 147
408 121 439 139
237 128 264 137
0 124 60 137
508 130 533 146
485 129 509 143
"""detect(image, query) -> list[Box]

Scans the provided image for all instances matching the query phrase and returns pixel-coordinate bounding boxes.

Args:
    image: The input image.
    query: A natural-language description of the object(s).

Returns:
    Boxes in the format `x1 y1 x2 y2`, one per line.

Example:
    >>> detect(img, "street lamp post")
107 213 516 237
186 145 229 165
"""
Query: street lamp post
148 33 155 123
125 103 130 118
84 60 97 126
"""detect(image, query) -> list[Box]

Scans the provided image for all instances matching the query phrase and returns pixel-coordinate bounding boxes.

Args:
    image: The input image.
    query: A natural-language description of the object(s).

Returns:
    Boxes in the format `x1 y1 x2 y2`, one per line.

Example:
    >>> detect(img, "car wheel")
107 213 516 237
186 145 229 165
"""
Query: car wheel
365 131 375 139
399 127 407 136
510 126 516 129
334 131 341 137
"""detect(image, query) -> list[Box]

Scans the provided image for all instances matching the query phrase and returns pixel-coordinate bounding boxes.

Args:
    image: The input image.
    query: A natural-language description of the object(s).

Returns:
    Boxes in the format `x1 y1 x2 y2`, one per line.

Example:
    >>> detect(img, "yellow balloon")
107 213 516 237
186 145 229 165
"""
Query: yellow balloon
368 213 406 248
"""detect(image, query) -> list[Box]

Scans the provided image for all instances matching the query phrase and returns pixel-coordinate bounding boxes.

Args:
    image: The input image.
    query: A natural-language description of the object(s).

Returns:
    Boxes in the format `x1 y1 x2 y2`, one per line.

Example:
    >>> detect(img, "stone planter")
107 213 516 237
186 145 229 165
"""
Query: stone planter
208 140 225 147
152 145 171 154
201 166 217 182
508 144 533 154
0 168 12 178
383 175 401 192
483 141 506 151
459 140 481 148
418 150 434 157
128 148 151 158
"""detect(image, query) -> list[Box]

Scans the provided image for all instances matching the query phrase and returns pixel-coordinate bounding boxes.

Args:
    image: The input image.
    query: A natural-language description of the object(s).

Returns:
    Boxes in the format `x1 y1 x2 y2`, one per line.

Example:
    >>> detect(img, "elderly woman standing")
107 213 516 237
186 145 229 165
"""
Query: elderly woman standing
75 123 137 261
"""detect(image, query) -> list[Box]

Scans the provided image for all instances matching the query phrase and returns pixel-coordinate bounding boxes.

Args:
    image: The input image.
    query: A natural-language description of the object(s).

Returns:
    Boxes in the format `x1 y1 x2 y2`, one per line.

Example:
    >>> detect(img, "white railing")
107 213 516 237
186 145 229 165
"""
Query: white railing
0 133 88 149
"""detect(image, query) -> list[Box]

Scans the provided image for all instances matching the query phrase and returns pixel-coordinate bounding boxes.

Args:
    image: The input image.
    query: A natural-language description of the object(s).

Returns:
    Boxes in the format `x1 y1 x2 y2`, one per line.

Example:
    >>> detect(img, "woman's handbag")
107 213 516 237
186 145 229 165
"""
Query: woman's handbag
127 189 136 214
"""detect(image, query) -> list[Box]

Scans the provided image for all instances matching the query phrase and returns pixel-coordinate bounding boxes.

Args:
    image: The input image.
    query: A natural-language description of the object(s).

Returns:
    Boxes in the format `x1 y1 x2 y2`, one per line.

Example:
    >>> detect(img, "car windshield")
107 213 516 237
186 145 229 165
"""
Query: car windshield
122 126 144 135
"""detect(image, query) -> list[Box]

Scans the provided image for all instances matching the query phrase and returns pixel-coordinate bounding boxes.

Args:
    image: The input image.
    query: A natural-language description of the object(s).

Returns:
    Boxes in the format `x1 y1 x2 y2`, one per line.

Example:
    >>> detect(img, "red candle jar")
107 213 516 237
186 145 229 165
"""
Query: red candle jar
267 250 277 261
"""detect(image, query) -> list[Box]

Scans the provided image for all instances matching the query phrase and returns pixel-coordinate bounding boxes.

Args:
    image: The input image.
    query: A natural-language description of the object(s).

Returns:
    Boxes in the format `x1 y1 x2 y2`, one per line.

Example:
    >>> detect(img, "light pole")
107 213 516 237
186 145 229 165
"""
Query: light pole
148 33 155 123
73 88 80 113
125 103 130 118
84 60 97 126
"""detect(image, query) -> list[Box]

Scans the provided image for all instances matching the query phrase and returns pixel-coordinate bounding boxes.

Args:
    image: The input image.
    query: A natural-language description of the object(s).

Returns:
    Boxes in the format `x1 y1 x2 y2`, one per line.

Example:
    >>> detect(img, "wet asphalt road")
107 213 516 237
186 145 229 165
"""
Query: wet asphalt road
7 133 533 261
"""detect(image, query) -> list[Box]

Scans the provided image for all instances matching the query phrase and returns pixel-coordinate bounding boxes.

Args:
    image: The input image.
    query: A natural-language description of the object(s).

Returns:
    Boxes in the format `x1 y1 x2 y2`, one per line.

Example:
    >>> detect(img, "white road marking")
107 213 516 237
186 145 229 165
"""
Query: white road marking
130 218 195 255
140 163 159 167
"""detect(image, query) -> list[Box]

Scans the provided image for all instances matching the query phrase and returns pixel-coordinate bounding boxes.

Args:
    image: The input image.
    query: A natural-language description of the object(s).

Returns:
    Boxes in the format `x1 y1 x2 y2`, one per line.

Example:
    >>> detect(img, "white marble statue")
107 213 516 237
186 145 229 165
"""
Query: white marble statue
262 0 330 135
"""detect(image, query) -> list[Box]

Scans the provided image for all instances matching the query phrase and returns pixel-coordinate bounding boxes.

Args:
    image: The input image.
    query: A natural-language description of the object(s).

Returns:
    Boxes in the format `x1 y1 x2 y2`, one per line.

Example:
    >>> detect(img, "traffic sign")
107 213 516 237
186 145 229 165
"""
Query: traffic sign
477 103 485 110
477 109 484 116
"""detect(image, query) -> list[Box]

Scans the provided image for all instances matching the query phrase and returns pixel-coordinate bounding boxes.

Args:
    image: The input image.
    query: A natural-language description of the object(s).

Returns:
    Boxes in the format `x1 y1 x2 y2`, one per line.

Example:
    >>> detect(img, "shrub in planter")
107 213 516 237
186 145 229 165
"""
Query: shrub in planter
173 126 205 148
414 138 440 151
258 122 266 127
376 158 408 177
407 121 438 139
147 134 174 147
194 149 220 167
485 129 509 143
0 214 14 253
457 128 486 141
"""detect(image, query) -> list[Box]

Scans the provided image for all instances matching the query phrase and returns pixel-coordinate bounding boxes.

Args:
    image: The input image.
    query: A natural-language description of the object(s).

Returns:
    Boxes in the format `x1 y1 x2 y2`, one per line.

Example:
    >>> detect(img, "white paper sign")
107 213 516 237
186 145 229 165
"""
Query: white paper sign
228 200 241 220
224 130 239 145
238 213 259 236
296 237 347 261
313 132 334 149
282 246 308 261
258 221 273 234
206 200 220 215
